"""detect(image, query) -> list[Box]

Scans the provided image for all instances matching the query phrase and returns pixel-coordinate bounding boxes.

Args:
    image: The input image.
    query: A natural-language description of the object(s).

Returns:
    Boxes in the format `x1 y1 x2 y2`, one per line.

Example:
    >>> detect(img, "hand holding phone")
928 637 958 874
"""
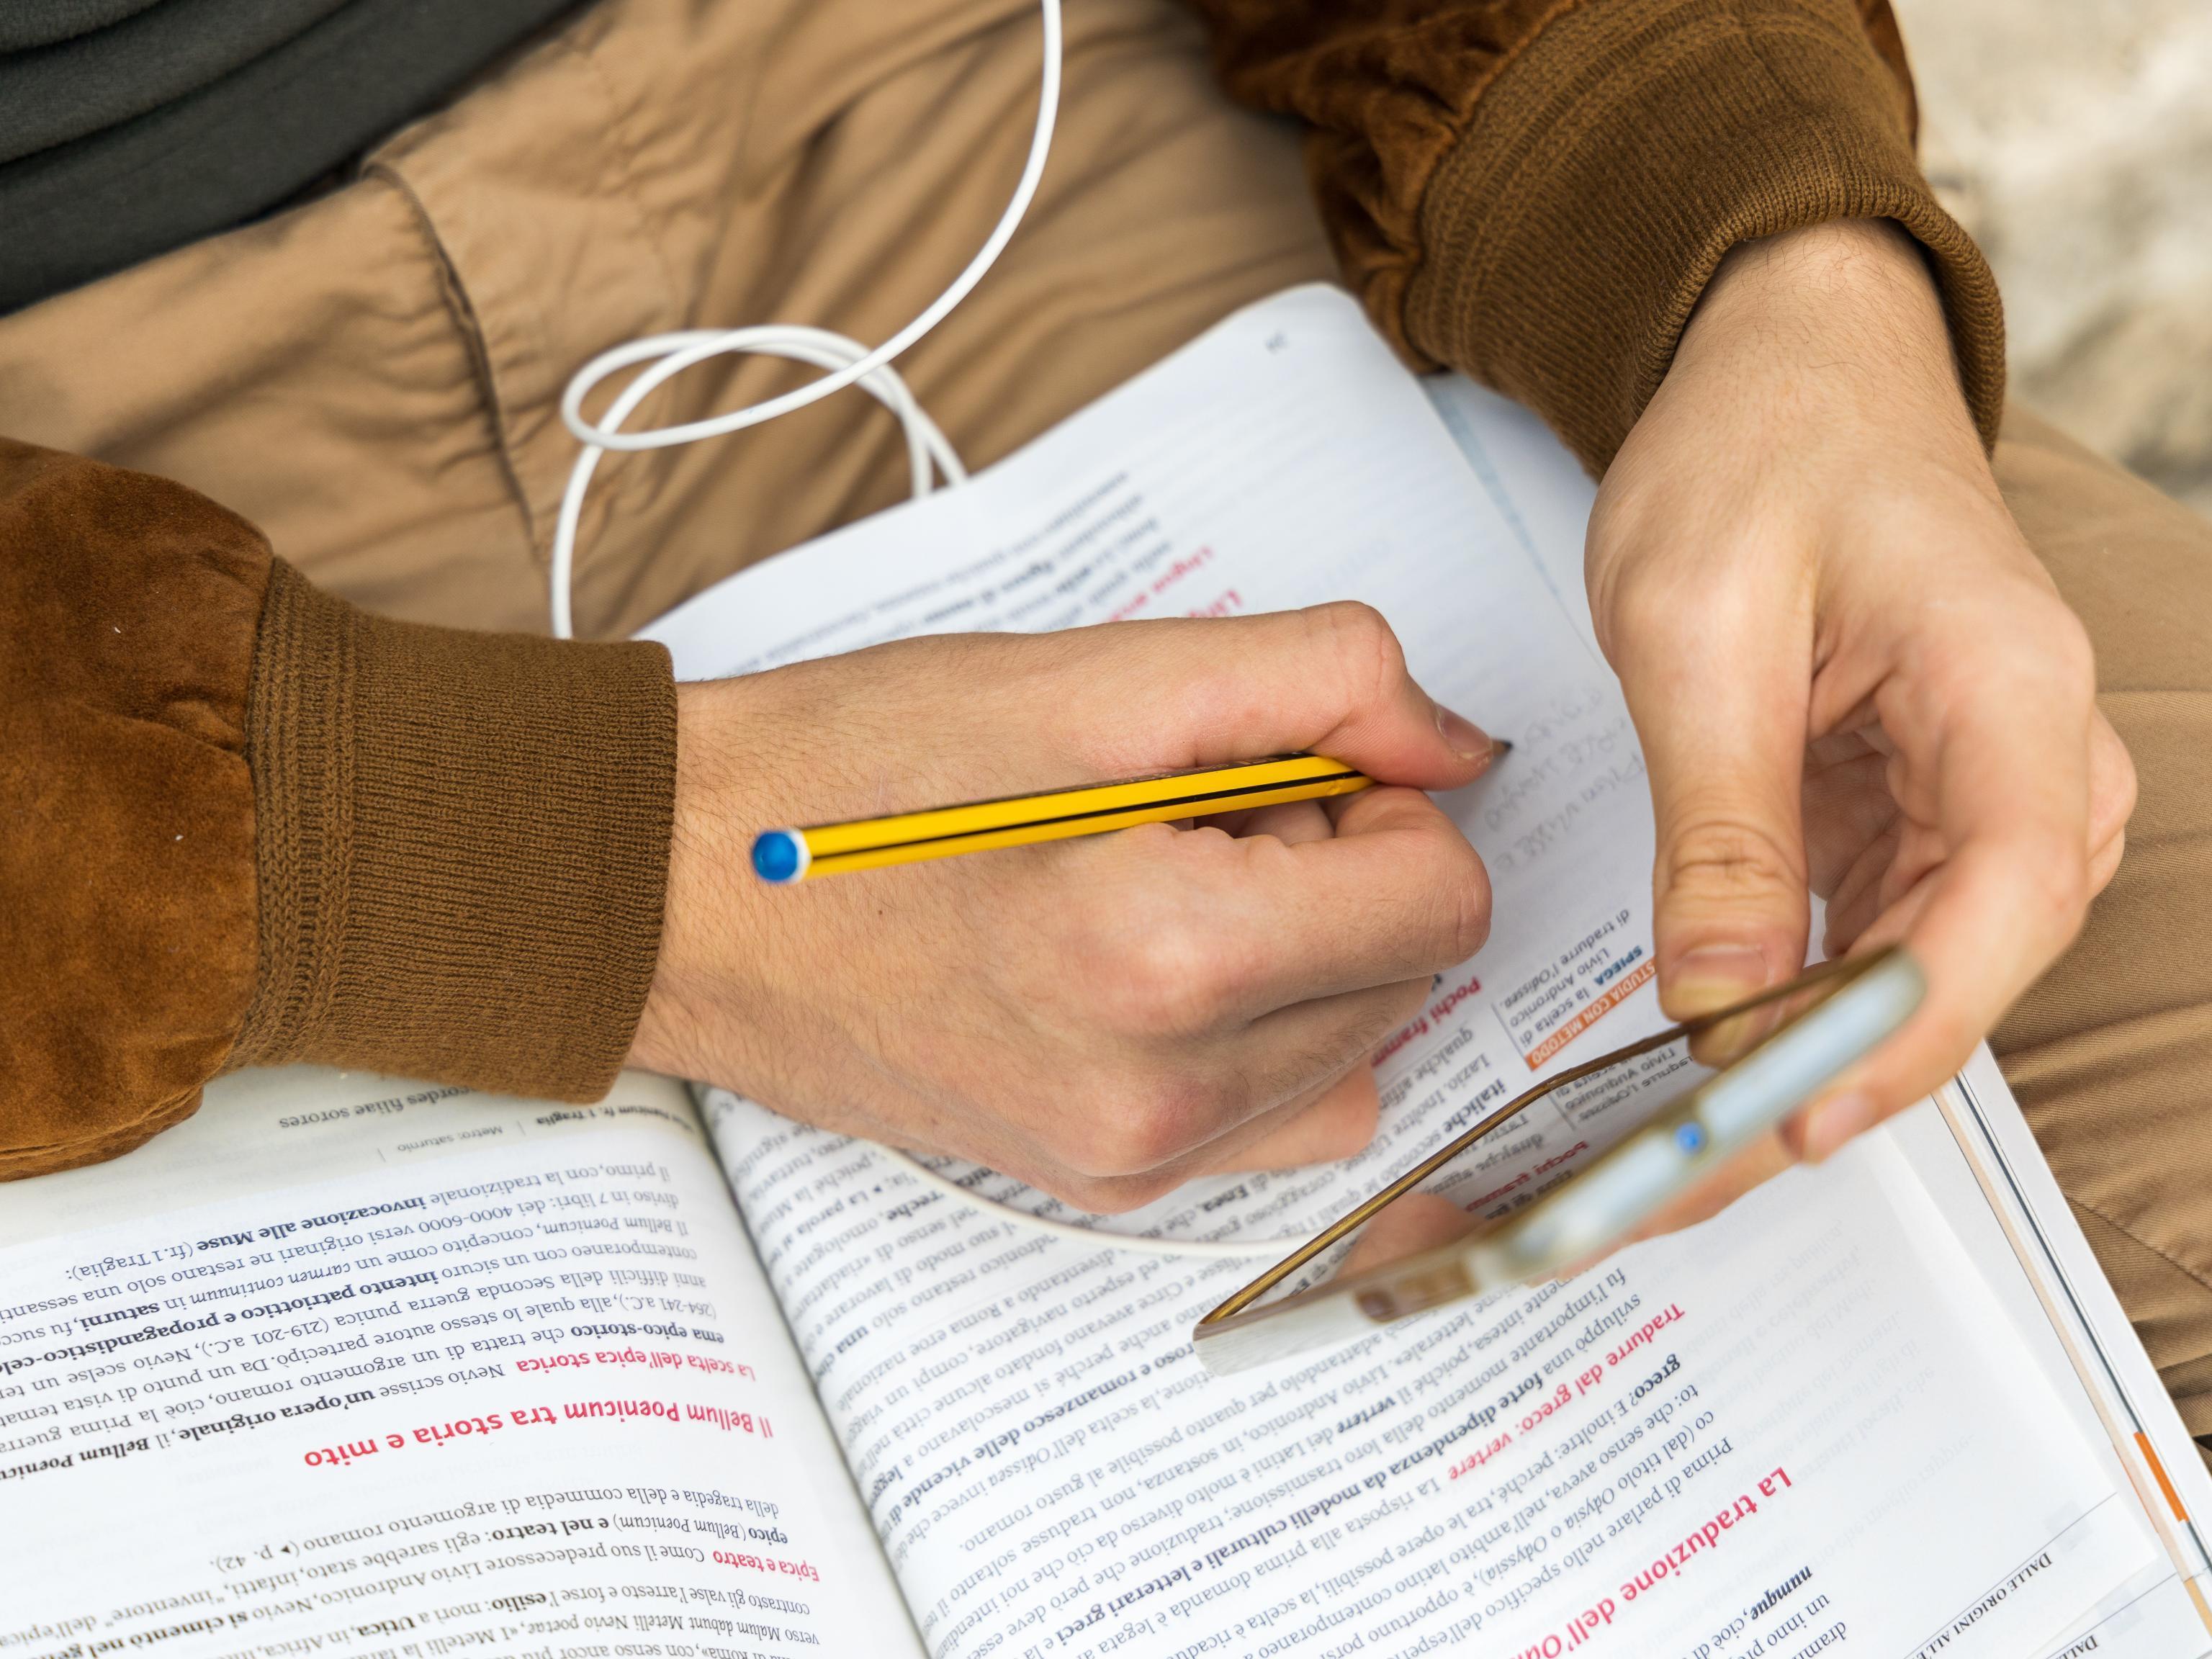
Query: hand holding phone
1192 949 1925 1375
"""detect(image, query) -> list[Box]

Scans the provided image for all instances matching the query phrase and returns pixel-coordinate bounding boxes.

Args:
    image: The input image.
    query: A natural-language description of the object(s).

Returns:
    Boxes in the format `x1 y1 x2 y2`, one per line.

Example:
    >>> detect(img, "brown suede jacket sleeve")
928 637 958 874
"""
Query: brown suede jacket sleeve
1191 0 2005 471
0 440 673 1178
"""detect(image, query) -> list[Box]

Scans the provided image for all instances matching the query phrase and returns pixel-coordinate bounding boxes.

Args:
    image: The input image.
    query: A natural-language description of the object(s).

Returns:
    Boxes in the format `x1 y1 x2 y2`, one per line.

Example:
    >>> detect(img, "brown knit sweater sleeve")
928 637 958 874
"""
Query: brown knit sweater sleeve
0 440 673 1179
1190 0 2004 472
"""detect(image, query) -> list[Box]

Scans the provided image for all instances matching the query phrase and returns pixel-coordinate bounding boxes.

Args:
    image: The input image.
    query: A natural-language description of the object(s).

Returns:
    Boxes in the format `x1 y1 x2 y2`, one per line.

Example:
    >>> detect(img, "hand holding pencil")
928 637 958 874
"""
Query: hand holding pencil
628 606 1502 1212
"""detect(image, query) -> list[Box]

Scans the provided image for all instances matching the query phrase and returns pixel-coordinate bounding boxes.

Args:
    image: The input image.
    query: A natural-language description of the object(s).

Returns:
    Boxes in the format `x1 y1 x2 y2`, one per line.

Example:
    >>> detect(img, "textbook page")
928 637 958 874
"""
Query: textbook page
0 1066 920 1659
1943 1051 2212 1535
1902 1064 2212 1655
645 284 2164 1654
1433 339 2212 1655
711 1098 2152 1659
1419 371 1601 663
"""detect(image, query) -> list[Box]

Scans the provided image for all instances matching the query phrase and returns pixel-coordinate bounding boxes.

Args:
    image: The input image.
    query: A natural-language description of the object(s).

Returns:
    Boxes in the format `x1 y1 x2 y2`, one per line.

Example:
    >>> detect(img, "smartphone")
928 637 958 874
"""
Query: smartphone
1192 948 1925 1376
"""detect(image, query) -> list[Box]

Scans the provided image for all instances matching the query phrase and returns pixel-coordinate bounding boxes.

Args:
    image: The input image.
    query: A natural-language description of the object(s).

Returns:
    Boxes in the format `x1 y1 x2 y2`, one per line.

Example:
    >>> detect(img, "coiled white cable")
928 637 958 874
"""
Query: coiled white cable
558 0 1306 1261
551 330 969 637
549 0 1061 641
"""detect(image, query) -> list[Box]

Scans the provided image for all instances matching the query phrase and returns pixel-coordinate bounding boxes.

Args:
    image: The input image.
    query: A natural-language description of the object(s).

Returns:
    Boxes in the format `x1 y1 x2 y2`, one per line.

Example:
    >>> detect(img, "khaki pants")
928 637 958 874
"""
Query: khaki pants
3 0 2208 1450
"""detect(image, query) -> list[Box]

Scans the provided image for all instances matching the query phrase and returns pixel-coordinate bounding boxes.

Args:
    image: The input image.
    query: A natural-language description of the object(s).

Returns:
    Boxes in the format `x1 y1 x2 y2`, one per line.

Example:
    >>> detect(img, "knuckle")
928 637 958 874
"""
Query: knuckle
1056 1115 1141 1182
1056 1169 1178 1216
1308 601 1406 702
1661 817 1804 902
1133 1069 1233 1162
1380 808 1492 968
2027 837 2092 932
1592 556 1702 663
1438 841 1494 962
2039 609 2098 701
1064 1073 1222 1178
1362 981 1431 1053
1933 581 2094 704
1101 919 1238 1037
2103 743 2140 833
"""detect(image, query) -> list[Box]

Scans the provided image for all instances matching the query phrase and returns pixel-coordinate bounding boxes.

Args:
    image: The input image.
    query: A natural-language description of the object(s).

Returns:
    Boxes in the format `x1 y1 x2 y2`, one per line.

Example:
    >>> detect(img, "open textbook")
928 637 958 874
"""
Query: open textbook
4 287 2208 1659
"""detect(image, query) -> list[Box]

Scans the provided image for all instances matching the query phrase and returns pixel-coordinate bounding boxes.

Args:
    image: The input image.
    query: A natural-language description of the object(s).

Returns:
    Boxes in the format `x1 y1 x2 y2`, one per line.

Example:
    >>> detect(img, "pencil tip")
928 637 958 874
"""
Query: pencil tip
1490 738 1514 760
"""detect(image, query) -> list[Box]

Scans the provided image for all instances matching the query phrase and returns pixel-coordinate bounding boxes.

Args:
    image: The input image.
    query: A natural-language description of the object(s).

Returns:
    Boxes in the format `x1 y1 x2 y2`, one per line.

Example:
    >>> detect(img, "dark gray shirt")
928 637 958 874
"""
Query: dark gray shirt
0 0 583 314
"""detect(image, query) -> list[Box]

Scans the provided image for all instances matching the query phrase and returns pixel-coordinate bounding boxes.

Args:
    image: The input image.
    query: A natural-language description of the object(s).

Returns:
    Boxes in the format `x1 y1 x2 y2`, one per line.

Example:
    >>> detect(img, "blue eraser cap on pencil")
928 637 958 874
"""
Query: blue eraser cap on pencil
751 830 809 884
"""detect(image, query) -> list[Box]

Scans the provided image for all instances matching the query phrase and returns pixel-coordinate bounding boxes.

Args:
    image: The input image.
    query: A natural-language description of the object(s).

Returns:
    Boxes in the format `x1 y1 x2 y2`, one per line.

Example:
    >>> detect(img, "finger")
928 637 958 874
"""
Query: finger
1183 977 1425 1159
1604 565 1815 1019
2087 709 2136 895
1058 1038 1390 1211
1092 787 1490 1017
1064 603 1505 793
2089 825 2126 896
1210 798 1335 846
1815 701 2126 979
1606 1128 1795 1251
1211 1066 1382 1172
1821 821 1900 953
1343 1192 1481 1275
1538 1132 1794 1285
1824 619 2100 1141
1801 742 1896 896
1825 705 2123 1020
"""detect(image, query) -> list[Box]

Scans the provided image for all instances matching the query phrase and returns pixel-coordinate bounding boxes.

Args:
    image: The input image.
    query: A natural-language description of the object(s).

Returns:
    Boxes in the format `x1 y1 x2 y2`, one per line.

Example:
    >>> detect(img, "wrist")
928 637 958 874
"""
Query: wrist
627 676 766 1080
1676 220 1985 464
1699 219 1930 320
1590 218 2026 653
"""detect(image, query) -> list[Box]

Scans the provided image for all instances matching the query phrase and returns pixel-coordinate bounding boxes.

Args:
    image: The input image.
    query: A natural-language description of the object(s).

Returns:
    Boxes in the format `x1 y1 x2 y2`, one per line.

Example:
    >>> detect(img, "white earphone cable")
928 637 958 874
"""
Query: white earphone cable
550 331 967 637
881 1148 1305 1260
548 0 1061 640
559 0 1308 1262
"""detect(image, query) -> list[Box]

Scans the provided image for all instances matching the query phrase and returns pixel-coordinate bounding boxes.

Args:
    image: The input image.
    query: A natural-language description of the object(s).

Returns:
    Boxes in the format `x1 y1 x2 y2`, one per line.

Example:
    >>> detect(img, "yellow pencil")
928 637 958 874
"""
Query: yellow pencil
750 754 1376 883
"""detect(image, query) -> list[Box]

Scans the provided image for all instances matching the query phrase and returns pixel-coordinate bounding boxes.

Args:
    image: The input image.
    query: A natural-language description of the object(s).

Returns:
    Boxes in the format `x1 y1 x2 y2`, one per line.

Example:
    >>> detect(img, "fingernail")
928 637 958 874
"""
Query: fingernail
1802 1091 1877 1162
1434 702 1493 763
1666 945 1774 1015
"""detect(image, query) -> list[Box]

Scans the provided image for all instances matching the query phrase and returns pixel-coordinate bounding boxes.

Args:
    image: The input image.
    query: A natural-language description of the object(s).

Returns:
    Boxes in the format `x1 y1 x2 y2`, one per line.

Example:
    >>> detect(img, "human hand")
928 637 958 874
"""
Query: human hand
1586 219 2135 1239
628 605 1499 1211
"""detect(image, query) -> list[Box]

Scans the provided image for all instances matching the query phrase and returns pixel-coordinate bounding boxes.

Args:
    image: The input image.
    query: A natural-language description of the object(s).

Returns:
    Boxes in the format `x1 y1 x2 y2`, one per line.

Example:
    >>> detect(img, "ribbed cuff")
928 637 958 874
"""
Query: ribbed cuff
230 560 675 1100
1405 0 2005 474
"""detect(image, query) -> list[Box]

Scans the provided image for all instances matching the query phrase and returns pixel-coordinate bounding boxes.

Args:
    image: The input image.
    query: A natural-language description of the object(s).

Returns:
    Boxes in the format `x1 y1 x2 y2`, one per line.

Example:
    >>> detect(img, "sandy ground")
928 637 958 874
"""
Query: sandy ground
1894 0 2212 516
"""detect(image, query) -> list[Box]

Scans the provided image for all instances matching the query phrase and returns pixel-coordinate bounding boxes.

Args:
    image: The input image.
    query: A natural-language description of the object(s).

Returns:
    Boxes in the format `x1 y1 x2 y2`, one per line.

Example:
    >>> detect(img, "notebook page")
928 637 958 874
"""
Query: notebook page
642 284 2158 1653
0 1067 919 1659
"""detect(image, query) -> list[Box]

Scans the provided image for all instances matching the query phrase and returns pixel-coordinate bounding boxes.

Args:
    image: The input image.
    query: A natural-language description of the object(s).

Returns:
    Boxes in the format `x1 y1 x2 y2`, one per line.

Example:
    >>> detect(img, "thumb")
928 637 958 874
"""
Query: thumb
1611 598 1813 1020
